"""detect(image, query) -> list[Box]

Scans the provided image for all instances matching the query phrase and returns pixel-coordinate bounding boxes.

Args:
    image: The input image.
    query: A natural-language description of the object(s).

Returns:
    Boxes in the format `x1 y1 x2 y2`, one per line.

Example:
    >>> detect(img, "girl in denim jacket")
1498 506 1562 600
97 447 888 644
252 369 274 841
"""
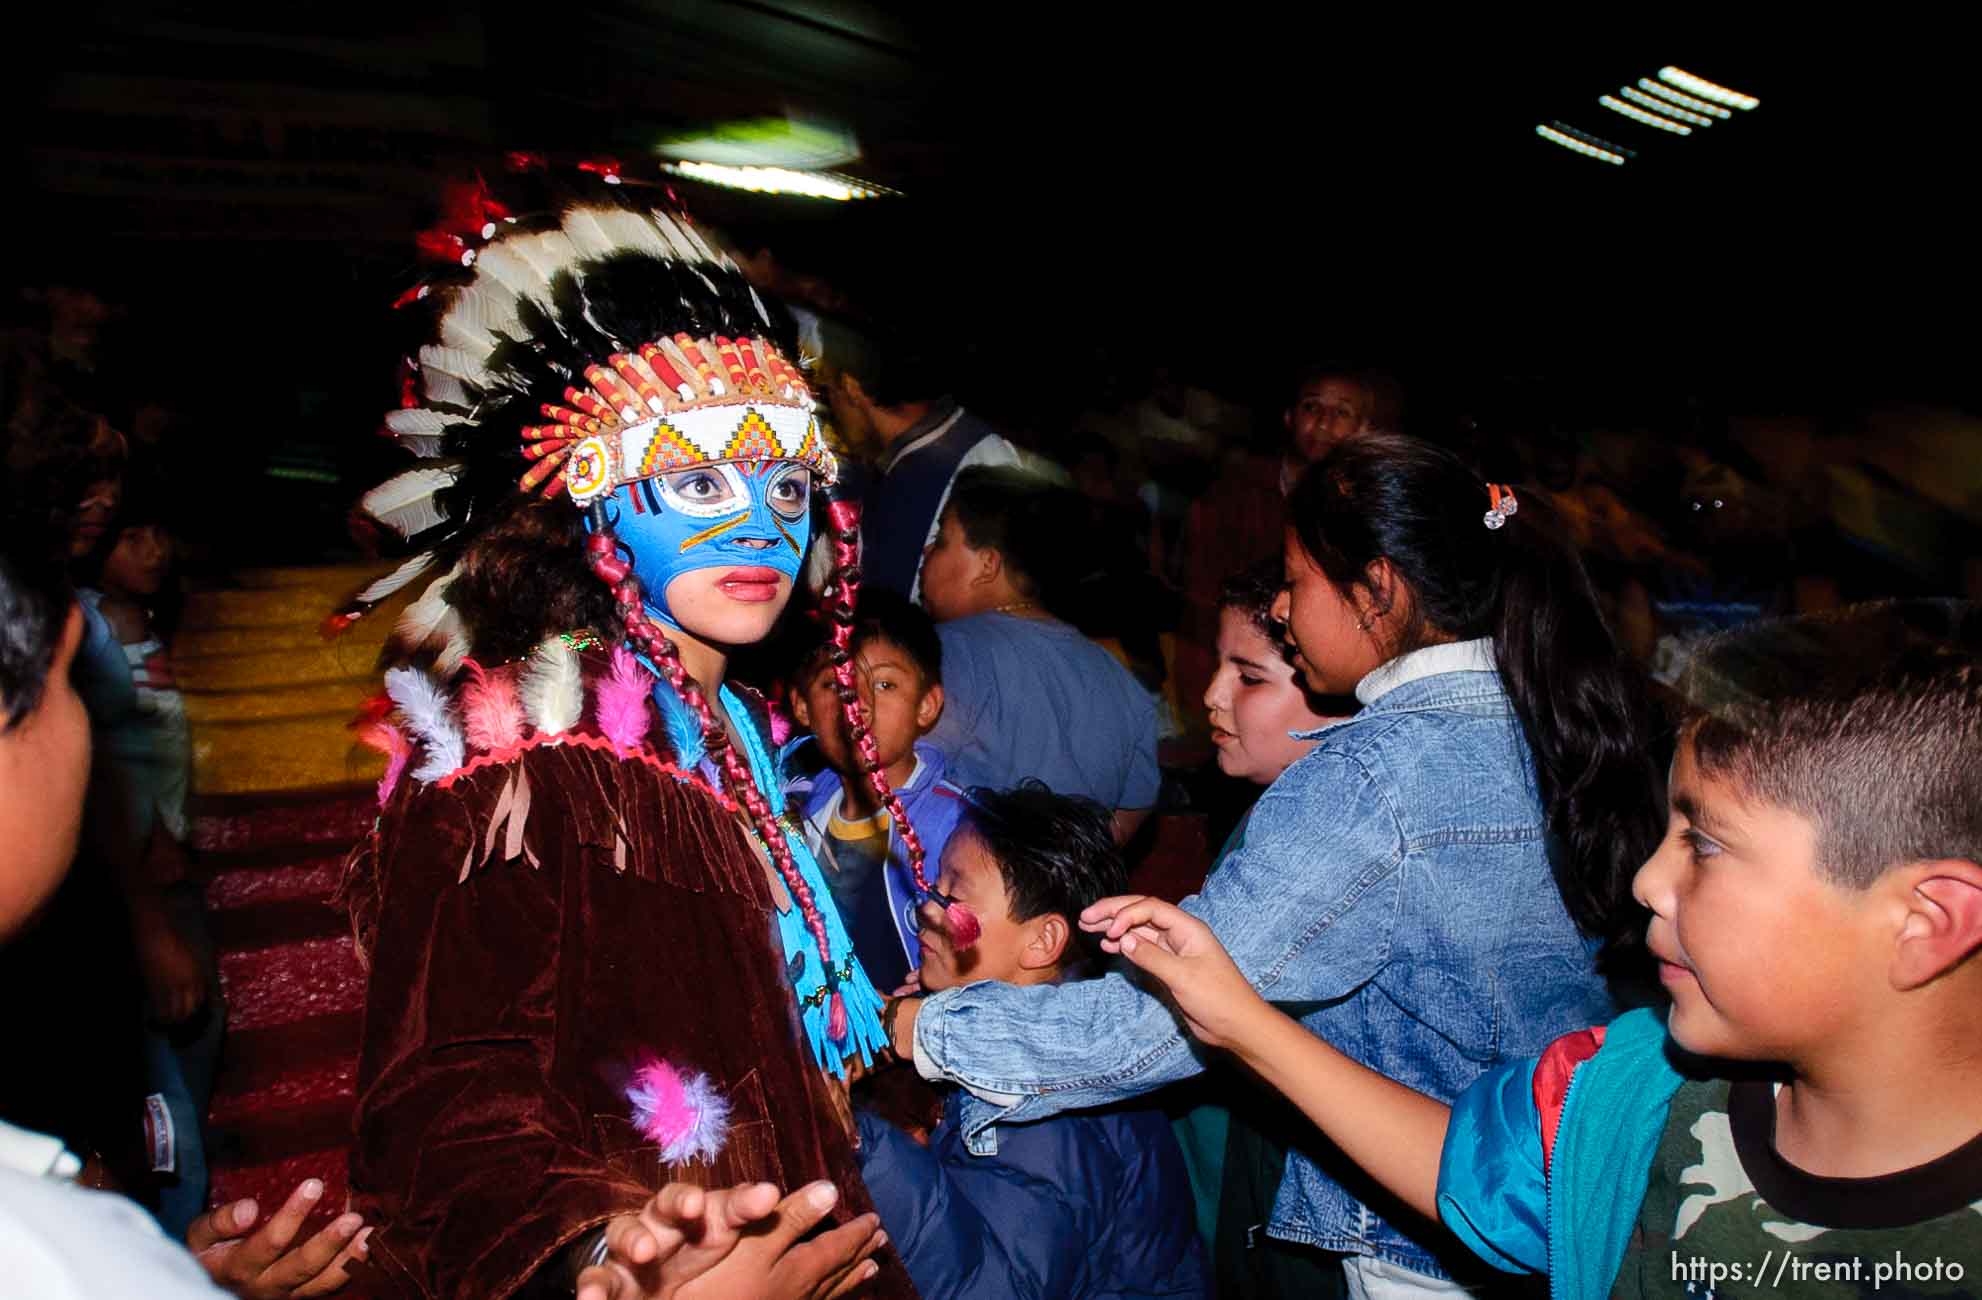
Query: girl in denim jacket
887 433 1665 1300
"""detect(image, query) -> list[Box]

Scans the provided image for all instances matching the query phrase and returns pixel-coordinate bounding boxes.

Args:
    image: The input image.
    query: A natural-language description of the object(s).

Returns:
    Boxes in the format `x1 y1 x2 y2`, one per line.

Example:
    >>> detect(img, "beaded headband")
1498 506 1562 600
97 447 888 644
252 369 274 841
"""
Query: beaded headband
520 334 836 504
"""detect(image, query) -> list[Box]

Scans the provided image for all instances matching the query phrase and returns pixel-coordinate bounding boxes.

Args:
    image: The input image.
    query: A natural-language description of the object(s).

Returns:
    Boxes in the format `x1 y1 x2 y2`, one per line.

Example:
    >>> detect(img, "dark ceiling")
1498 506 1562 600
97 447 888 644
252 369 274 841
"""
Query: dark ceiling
13 6 1979 418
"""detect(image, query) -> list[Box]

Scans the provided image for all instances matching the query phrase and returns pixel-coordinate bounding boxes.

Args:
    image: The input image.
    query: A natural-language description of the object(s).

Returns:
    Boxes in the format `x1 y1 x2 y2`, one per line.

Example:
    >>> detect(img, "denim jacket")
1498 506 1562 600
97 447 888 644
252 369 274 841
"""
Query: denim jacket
910 643 1617 1277
799 741 967 974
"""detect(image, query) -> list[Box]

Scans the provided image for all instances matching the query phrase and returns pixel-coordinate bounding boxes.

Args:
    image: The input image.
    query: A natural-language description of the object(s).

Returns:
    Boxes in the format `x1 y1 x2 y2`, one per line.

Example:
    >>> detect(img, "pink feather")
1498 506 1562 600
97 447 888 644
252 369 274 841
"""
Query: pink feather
596 646 655 752
355 718 412 806
461 659 525 752
626 1056 729 1165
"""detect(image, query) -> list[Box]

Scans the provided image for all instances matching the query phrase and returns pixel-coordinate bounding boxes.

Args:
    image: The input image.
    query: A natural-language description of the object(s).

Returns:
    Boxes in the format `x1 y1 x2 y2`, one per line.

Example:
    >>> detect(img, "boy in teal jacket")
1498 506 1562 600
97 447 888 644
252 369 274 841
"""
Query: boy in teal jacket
1080 604 1982 1298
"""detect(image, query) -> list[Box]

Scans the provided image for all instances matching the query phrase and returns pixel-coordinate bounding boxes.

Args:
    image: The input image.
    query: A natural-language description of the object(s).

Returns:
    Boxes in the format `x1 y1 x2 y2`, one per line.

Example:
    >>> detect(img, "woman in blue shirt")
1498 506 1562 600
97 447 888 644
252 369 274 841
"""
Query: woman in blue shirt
887 434 1665 1297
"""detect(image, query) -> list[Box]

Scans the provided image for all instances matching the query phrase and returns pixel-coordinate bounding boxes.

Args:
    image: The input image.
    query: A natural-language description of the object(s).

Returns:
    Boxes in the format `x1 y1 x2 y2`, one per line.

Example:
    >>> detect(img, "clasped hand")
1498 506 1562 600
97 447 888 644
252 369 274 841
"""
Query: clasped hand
578 1179 884 1300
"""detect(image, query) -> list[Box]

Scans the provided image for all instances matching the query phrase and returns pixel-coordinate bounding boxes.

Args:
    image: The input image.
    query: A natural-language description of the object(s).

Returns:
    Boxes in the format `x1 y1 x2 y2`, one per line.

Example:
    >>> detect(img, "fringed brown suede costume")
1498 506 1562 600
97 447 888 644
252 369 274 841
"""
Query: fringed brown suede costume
340 670 915 1298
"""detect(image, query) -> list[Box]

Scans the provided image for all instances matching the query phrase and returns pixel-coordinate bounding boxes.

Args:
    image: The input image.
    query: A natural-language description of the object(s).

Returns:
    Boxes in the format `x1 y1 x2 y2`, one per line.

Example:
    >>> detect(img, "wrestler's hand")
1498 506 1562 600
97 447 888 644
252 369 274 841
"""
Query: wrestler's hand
186 1179 369 1299
578 1180 882 1300
1080 894 1266 1051
889 970 921 997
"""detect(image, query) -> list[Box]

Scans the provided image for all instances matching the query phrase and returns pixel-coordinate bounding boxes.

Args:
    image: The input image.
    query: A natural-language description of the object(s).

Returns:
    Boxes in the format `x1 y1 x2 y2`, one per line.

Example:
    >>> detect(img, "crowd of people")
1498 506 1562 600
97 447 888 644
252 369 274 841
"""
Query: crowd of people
2 184 1979 1300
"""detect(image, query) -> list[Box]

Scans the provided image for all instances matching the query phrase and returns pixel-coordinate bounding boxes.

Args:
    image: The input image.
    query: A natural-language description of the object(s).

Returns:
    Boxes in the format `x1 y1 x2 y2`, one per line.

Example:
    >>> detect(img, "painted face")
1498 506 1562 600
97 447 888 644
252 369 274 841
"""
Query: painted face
1632 735 1880 1066
916 828 1034 992
602 461 813 636
1204 606 1336 785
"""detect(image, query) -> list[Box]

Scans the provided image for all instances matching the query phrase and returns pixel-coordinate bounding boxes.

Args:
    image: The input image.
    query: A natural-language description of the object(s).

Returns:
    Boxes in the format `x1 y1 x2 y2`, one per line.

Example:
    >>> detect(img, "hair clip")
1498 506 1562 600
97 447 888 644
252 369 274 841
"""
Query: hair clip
1484 483 1519 530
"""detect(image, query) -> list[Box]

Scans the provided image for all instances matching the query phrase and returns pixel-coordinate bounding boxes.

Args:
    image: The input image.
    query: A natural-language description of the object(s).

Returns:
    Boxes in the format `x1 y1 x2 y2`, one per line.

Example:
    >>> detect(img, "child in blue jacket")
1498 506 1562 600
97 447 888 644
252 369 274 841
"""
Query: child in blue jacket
790 591 966 993
1083 603 1982 1299
858 784 1207 1299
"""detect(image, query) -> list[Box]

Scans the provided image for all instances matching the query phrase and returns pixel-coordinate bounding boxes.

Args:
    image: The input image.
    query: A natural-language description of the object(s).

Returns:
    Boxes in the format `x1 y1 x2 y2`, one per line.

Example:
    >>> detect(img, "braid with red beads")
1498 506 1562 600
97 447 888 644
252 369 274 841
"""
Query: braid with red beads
583 509 858 1042
823 499 980 949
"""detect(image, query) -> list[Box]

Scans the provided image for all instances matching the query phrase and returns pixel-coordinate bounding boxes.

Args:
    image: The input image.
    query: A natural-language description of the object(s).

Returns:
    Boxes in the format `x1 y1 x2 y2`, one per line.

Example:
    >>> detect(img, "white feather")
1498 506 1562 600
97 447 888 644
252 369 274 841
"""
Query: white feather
433 625 471 678
362 465 464 538
385 666 466 782
356 551 439 606
649 211 700 262
418 345 486 385
420 370 471 409
561 209 620 260
440 282 523 355
521 636 583 735
418 345 488 407
394 564 462 648
385 408 450 437
511 231 580 282
673 216 720 264
470 243 552 298
383 408 450 458
593 208 671 258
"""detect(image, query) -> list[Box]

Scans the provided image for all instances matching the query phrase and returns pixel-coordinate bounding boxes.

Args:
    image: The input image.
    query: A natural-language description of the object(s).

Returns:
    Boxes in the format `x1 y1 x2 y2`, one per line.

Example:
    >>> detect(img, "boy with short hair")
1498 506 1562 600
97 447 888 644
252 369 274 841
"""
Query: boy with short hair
790 589 964 993
857 784 1208 1299
1085 603 1982 1299
918 467 1161 842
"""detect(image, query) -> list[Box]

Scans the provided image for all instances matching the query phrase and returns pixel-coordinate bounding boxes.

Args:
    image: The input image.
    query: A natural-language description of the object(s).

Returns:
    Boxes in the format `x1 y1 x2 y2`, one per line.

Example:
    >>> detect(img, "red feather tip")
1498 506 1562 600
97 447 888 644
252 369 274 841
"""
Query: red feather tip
415 228 474 267
349 693 394 730
391 283 430 310
505 151 548 172
320 610 362 640
578 157 624 184
439 177 513 241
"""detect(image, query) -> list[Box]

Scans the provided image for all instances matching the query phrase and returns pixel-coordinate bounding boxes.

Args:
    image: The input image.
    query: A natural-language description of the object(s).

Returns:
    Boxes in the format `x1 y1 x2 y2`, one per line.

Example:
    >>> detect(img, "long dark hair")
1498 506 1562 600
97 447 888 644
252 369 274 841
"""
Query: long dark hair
1286 433 1665 965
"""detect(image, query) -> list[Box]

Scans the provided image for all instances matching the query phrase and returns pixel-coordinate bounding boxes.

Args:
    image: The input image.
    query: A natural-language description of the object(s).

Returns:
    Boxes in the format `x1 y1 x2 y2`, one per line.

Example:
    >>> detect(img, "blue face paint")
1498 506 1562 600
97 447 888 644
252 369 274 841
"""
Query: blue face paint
595 461 813 628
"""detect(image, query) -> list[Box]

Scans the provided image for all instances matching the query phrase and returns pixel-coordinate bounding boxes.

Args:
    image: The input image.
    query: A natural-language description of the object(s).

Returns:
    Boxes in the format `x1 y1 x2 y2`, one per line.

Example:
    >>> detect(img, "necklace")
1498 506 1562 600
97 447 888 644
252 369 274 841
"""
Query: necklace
992 600 1040 616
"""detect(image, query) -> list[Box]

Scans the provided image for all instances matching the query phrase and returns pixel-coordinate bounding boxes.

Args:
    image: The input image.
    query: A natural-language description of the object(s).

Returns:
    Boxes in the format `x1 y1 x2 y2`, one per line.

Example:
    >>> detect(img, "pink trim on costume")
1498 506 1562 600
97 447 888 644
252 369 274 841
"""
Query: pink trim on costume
434 731 738 812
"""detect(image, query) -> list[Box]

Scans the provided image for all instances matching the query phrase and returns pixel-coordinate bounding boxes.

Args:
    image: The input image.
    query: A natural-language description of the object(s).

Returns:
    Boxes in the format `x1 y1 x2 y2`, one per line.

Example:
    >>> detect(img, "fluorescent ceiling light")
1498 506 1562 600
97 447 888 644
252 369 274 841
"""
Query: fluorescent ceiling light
1536 124 1626 165
1600 95 1692 135
1622 86 1714 127
1635 78 1731 119
657 118 862 170
663 161 883 201
1658 67 1759 110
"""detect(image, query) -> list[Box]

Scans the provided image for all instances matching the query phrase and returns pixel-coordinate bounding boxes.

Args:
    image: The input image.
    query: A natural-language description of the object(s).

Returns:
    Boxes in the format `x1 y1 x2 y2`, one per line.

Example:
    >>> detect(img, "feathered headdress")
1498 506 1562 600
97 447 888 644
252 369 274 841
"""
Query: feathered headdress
332 191 833 642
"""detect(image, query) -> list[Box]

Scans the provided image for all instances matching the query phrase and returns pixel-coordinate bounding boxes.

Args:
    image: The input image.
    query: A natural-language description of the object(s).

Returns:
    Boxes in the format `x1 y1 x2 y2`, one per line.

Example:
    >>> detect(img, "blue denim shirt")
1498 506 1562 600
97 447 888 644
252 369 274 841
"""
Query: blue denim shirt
911 652 1616 1277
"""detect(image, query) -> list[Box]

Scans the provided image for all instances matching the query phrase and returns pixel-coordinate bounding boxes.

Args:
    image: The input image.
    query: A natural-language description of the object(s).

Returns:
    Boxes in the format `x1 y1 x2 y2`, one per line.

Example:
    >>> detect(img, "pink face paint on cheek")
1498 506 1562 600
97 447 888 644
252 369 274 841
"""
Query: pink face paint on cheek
944 899 982 950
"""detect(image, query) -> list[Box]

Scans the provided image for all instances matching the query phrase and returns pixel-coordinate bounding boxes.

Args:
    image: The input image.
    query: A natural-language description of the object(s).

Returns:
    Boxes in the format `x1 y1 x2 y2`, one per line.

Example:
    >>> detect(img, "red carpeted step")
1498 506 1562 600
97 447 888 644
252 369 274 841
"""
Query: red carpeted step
209 897 348 953
209 1059 356 1142
204 853 346 912
190 786 375 856
215 1013 364 1098
219 935 368 1033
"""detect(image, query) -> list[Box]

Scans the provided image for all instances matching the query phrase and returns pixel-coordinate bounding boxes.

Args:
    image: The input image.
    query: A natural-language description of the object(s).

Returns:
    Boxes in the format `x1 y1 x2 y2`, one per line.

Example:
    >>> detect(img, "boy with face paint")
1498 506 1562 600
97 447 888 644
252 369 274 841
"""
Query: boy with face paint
337 202 922 1299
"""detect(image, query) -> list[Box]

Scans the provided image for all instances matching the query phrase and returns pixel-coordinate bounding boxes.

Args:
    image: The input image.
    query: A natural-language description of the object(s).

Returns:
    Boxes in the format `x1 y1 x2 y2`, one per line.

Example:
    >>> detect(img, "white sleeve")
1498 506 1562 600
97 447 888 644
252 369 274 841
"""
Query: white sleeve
908 437 1023 603
0 1169 229 1299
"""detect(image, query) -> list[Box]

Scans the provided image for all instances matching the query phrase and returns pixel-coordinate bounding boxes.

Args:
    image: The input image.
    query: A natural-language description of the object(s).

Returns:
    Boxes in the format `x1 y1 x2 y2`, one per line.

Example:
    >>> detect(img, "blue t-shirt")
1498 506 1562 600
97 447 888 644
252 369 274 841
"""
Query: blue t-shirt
926 613 1160 809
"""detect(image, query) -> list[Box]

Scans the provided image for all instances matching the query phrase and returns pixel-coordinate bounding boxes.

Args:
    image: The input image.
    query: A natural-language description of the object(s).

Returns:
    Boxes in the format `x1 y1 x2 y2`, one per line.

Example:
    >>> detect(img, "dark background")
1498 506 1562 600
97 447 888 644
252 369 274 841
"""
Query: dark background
10 6 1978 562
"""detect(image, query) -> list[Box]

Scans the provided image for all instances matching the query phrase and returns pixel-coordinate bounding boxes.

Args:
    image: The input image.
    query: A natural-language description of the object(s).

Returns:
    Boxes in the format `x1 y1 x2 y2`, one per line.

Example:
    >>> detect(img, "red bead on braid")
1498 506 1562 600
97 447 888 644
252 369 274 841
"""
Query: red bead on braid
822 500 980 950
583 519 854 1040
